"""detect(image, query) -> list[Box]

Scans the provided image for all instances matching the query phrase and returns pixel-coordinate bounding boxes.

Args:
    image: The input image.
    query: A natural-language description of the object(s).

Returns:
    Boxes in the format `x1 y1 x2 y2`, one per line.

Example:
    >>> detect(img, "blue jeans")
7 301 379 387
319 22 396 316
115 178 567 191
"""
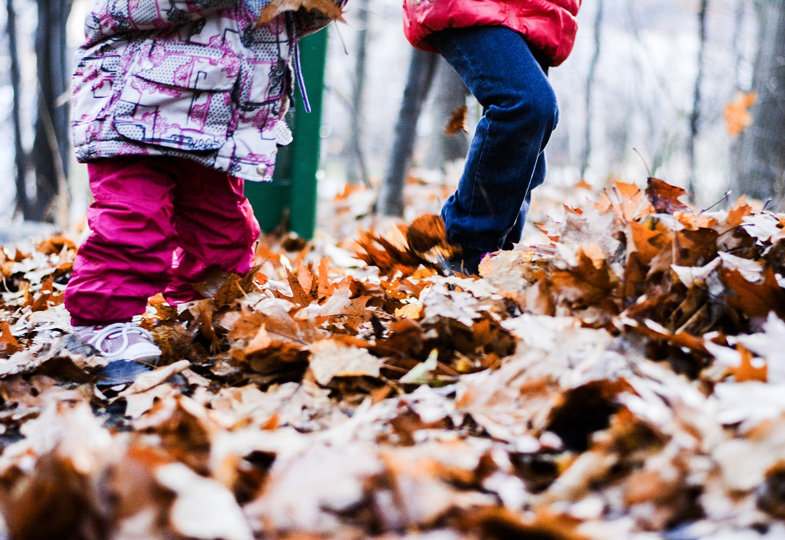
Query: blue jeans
429 26 558 253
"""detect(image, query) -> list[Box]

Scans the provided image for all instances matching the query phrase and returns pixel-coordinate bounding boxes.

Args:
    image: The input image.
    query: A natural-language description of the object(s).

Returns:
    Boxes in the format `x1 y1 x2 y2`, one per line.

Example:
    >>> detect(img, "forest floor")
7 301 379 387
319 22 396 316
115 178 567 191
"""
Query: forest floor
1 173 785 539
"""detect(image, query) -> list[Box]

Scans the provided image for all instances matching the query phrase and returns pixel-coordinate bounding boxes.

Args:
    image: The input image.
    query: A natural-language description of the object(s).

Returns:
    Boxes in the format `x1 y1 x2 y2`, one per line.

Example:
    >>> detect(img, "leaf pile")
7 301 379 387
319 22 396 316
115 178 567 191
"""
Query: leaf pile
2 177 785 539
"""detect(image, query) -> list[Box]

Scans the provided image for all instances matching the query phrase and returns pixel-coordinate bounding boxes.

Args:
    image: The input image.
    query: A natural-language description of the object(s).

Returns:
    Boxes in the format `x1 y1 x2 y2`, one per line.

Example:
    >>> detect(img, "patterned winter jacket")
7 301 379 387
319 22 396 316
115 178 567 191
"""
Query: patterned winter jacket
71 0 334 182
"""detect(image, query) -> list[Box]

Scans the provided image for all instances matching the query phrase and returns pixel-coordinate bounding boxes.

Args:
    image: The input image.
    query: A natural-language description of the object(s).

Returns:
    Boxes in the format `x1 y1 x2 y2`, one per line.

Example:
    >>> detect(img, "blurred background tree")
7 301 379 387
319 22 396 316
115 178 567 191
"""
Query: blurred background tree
31 0 72 223
1 0 784 228
3 0 71 226
732 0 785 208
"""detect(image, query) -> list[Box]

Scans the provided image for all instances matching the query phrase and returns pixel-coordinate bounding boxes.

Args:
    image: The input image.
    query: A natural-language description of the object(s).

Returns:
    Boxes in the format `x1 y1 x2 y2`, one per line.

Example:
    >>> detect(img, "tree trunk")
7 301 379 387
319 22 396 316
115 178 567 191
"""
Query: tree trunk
7 0 29 218
688 0 708 197
580 0 604 180
377 49 438 216
422 58 468 171
30 0 72 223
731 0 747 89
733 0 785 206
348 0 370 185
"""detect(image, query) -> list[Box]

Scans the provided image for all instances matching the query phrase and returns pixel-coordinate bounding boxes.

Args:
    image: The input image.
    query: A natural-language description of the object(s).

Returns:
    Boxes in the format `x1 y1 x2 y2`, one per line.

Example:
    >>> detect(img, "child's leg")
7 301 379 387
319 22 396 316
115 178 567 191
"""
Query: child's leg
503 154 546 249
163 161 260 304
429 26 559 253
65 156 184 326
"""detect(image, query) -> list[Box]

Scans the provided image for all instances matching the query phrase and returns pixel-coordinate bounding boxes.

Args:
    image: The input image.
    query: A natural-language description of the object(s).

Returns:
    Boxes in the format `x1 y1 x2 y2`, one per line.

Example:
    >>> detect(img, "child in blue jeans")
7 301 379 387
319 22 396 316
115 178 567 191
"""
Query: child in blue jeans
402 1 582 274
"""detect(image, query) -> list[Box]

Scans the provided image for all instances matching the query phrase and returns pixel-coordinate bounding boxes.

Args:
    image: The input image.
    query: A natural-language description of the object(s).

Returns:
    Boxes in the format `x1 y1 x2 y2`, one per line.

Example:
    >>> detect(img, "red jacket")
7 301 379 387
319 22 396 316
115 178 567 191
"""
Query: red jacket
402 0 581 66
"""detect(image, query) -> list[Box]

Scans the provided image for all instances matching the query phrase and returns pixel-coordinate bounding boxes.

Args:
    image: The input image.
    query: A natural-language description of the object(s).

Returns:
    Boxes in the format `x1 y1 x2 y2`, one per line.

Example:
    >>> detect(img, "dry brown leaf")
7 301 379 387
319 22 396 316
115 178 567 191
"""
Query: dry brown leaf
406 214 446 252
550 246 617 308
296 261 314 297
645 177 690 214
0 320 23 357
295 285 371 323
672 228 719 267
257 0 344 26
628 218 671 264
308 338 382 385
725 195 753 228
394 303 423 320
317 257 334 300
724 91 757 136
190 300 221 352
721 266 785 319
4 177 785 539
120 360 191 396
674 210 719 231
596 181 653 222
444 104 468 136
36 235 76 256
156 462 254 540
727 345 767 383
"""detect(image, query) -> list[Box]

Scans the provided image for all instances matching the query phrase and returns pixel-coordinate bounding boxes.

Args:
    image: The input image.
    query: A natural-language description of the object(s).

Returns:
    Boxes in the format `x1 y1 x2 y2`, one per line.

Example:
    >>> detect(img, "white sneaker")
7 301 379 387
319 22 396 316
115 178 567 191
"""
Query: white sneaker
74 322 161 364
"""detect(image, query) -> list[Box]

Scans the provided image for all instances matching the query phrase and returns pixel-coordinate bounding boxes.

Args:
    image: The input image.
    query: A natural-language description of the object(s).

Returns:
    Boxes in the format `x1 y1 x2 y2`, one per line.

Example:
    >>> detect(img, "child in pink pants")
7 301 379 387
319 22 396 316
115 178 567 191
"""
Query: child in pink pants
67 1 338 363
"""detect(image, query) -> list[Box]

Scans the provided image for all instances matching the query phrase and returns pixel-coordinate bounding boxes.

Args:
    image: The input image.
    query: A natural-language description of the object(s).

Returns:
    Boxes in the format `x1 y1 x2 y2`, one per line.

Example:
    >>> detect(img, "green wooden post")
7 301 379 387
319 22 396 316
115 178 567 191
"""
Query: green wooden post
288 30 328 240
245 29 328 240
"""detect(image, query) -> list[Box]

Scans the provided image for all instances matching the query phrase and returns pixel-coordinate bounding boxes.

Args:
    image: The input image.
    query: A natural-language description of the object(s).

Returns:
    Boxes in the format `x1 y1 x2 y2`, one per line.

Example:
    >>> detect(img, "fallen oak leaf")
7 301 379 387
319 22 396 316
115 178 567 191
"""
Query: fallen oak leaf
30 275 62 312
285 267 312 308
226 296 326 345
257 0 344 26
394 303 424 320
458 506 592 540
673 228 719 267
155 462 254 540
674 210 719 231
617 316 708 356
406 213 461 265
147 292 178 321
296 261 315 298
354 227 425 276
317 257 334 300
720 266 785 319
719 252 764 283
445 104 468 136
234 325 309 381
36 235 76 256
596 181 653 222
575 178 592 190
757 462 785 520
406 214 447 254
724 90 756 136
189 300 221 353
741 212 785 244
295 285 371 323
399 349 438 385
9 247 30 263
550 245 618 308
645 177 690 214
724 195 753 229
0 320 23 357
119 359 191 397
193 266 263 308
628 219 671 264
0 444 104 539
726 345 767 383
308 338 382 386
733 313 785 383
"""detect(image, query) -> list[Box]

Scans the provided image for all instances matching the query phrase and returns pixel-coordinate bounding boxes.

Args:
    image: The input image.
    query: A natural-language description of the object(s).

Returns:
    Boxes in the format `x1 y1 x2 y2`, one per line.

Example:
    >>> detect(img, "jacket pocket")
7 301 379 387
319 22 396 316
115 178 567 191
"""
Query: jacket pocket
113 40 240 152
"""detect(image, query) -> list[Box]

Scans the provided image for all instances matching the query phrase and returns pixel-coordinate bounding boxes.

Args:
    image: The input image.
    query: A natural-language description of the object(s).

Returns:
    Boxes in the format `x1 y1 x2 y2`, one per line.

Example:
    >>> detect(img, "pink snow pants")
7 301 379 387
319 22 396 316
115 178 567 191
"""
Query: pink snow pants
65 156 261 326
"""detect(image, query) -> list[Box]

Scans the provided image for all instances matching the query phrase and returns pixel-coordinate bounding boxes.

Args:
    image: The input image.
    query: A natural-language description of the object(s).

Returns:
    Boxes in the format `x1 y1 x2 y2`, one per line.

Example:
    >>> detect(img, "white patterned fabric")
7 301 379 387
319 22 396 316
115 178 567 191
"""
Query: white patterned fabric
72 0 335 182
